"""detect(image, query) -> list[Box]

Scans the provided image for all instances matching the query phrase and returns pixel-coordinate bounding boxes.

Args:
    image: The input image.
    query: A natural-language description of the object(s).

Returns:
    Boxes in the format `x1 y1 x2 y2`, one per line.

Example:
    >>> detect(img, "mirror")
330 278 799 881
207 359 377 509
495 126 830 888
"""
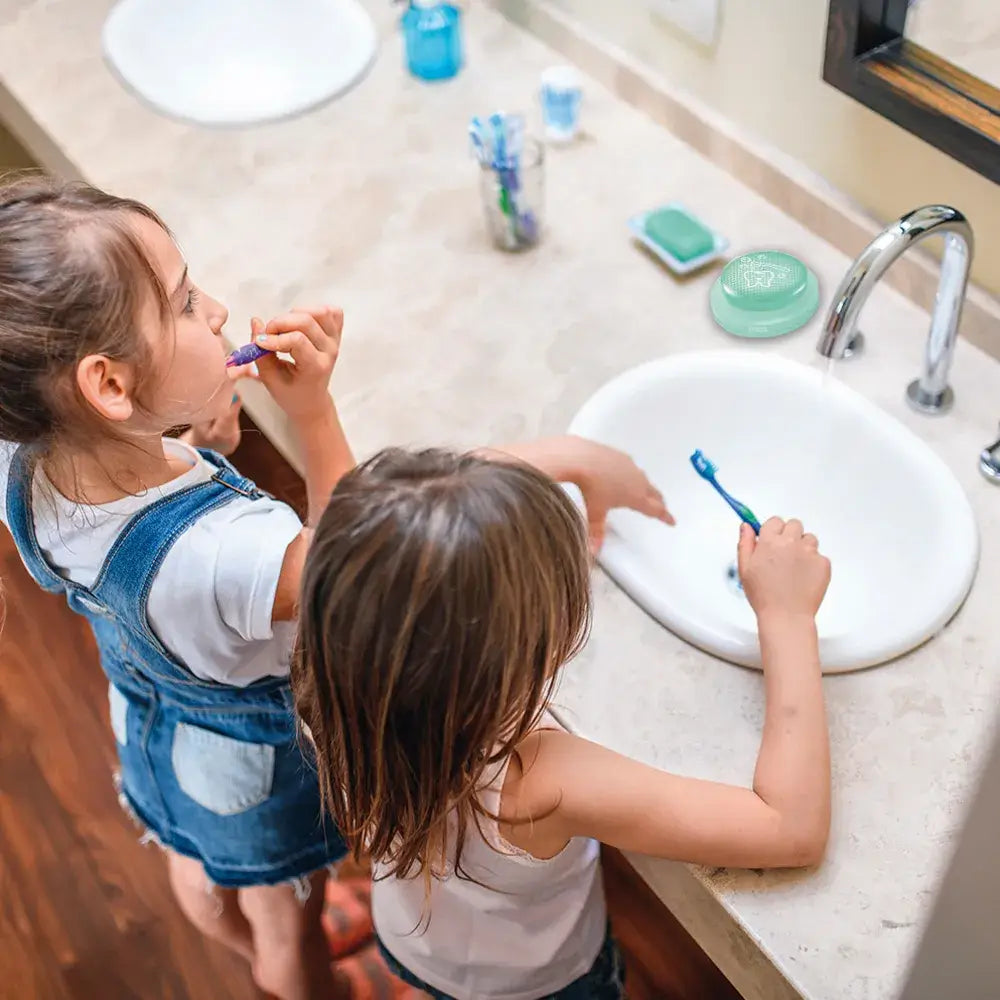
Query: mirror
824 1 1000 182
906 0 1000 91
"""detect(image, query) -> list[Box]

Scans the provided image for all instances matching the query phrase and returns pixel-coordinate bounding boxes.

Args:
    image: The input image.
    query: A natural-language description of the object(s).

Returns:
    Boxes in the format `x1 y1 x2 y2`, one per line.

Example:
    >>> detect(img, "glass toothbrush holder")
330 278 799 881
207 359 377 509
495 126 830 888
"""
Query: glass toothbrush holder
478 138 544 252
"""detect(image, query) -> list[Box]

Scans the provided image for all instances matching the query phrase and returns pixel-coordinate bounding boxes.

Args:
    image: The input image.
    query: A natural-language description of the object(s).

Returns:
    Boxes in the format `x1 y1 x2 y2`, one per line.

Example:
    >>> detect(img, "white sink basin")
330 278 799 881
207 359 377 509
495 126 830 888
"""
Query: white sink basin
103 0 377 127
568 351 978 673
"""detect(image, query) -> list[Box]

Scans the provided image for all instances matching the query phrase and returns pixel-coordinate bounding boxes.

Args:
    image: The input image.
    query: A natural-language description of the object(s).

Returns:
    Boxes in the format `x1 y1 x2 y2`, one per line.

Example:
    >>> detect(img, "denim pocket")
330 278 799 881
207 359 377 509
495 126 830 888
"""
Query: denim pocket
108 684 129 746
171 722 275 816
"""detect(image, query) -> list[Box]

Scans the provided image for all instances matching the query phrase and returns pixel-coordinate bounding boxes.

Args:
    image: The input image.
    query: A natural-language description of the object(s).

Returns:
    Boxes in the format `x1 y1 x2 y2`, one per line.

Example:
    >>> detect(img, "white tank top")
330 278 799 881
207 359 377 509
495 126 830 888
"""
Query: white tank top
371 725 606 1000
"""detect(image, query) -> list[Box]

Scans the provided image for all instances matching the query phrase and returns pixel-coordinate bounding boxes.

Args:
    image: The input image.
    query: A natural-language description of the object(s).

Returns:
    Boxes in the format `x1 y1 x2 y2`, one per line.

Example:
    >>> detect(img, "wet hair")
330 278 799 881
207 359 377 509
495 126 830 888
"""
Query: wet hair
293 448 592 884
0 172 172 455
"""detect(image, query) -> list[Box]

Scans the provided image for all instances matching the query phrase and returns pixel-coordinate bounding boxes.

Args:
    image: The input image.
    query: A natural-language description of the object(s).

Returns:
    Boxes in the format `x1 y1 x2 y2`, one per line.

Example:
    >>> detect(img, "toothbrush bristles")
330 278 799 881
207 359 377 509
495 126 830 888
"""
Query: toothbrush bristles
690 449 717 477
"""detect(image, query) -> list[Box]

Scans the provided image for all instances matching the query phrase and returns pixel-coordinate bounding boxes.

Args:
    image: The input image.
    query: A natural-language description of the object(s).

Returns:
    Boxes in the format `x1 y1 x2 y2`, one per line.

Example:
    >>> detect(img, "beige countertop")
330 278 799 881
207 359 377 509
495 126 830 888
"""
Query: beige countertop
3 3 1000 999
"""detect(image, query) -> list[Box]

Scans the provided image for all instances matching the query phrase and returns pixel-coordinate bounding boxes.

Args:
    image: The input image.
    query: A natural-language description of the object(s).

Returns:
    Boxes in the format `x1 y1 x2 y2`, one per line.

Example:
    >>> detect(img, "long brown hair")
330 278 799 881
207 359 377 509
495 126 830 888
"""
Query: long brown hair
0 172 171 456
293 448 592 883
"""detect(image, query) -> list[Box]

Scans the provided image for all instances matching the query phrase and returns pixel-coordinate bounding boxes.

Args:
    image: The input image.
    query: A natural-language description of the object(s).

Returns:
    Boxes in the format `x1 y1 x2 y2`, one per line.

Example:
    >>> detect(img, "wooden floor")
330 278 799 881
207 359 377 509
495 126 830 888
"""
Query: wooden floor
0 419 740 1000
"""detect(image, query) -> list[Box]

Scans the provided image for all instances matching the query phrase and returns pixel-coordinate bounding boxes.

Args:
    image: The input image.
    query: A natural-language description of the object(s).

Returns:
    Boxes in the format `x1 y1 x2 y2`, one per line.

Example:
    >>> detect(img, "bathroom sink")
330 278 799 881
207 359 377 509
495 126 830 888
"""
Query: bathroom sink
568 351 978 672
103 0 377 127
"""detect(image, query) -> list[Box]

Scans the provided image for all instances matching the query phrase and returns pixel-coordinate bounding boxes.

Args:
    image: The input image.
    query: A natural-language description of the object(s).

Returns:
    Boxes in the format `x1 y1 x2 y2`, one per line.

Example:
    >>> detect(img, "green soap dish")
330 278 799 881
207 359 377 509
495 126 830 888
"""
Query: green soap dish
628 202 729 275
710 250 819 338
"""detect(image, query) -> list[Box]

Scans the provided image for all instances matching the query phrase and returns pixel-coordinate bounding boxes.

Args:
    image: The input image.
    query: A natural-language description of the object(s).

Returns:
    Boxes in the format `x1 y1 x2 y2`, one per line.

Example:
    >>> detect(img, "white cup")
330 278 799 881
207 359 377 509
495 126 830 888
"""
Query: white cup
539 65 582 143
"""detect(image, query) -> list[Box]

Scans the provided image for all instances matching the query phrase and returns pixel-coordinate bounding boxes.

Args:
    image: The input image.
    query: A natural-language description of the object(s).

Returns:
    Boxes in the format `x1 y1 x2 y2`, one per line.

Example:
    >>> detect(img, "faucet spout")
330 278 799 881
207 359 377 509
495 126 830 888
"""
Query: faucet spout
817 205 974 414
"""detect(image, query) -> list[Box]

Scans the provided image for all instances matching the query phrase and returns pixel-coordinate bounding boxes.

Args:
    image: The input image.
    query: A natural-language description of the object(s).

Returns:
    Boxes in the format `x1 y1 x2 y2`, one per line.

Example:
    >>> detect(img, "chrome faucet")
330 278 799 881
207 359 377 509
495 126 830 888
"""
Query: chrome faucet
816 205 974 415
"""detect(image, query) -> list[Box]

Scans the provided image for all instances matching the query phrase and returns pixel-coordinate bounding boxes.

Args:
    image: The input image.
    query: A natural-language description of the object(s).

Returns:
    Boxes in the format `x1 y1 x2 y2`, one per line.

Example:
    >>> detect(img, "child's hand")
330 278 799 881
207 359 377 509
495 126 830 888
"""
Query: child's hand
181 368 252 455
571 439 674 553
183 395 242 455
479 436 672 553
251 306 343 424
737 519 831 623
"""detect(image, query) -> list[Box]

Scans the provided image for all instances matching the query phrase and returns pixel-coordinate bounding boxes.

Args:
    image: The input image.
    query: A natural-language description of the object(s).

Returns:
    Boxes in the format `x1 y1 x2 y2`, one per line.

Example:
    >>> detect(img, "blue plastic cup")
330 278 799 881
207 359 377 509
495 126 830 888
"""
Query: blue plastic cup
401 1 463 81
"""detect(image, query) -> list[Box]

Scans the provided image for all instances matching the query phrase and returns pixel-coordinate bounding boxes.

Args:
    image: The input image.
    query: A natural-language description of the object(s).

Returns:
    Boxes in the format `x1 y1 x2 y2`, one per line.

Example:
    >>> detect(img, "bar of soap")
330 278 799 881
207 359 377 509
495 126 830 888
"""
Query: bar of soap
643 207 715 263
627 202 728 275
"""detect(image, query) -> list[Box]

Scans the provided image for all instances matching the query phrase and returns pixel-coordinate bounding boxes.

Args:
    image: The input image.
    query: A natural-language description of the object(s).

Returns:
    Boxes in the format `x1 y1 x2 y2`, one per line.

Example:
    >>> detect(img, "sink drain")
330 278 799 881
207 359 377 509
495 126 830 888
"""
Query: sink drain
726 562 746 598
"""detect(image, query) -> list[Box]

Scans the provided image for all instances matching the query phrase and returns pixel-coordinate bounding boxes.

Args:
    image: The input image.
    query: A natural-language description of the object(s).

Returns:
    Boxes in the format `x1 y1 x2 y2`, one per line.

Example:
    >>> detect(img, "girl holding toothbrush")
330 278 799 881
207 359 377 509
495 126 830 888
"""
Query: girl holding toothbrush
294 449 831 999
0 173 668 998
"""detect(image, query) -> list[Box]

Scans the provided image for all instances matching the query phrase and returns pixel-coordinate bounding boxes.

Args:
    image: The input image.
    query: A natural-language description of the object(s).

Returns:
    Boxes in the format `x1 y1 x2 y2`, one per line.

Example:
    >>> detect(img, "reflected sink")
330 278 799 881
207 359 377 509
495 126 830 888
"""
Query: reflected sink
568 351 978 673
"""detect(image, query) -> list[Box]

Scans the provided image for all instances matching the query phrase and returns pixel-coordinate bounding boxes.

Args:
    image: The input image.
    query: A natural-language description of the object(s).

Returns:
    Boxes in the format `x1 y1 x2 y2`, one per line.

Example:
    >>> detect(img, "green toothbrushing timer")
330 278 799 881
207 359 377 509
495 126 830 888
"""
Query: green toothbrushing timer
710 250 819 338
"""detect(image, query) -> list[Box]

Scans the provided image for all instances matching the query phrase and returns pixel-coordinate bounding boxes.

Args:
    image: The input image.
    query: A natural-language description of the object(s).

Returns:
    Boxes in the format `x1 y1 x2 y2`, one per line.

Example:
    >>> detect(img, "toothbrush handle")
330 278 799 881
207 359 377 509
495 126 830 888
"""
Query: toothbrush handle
715 483 762 534
226 342 270 368
737 507 762 535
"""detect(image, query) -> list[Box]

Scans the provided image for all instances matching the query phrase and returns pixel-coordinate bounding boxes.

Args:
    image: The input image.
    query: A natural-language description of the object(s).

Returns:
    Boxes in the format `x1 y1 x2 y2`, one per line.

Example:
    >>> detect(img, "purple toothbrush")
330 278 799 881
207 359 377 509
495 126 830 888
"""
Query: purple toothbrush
225 342 270 369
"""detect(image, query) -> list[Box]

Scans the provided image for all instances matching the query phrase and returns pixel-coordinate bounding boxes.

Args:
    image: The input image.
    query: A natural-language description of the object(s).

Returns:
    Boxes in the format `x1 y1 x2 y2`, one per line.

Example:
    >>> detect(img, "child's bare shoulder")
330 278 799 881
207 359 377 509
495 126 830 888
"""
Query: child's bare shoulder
498 726 586 857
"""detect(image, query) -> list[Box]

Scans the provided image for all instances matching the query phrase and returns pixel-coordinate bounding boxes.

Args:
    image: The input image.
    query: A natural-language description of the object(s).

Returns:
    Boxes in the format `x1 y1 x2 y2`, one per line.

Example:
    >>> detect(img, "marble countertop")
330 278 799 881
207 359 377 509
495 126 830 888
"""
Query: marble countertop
3 3 1000 999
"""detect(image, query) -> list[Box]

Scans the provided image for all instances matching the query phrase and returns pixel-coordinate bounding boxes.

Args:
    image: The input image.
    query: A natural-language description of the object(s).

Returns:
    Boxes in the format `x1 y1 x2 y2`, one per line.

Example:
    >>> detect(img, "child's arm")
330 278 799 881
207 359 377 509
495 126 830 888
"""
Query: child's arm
253 308 354 523
503 518 831 869
744 520 830 865
484 435 674 551
246 307 354 621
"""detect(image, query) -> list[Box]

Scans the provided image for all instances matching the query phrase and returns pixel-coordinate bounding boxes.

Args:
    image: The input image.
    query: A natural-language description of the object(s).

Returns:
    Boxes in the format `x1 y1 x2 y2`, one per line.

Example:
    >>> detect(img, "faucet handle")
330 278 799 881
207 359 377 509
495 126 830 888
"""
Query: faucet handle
979 424 1000 484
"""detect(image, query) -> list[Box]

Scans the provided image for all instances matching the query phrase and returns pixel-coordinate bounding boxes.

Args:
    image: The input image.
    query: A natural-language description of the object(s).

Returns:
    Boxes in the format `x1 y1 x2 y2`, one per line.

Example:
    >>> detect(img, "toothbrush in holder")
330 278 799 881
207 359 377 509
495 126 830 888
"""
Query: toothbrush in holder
469 112 537 250
689 449 762 534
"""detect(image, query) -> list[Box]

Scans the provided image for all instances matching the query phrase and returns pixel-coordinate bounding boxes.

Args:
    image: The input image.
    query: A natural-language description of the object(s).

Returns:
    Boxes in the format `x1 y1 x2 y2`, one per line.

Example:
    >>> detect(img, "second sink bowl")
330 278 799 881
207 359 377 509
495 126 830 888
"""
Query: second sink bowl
568 351 979 673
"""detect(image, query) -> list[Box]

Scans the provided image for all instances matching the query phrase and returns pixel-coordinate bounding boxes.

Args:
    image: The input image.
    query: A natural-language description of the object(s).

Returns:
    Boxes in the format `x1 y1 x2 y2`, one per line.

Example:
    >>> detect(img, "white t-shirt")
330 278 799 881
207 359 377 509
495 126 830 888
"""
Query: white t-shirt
0 438 301 687
373 714 607 1000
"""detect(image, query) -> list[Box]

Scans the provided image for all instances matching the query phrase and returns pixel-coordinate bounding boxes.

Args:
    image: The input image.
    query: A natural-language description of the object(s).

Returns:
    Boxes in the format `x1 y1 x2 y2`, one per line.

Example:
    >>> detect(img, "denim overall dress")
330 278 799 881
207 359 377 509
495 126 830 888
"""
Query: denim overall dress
5 445 346 887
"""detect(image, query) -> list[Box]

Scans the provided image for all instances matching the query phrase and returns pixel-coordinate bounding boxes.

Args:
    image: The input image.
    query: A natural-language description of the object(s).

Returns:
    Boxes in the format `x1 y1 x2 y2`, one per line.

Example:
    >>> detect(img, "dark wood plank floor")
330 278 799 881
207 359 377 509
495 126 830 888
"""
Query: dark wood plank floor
0 417 740 1000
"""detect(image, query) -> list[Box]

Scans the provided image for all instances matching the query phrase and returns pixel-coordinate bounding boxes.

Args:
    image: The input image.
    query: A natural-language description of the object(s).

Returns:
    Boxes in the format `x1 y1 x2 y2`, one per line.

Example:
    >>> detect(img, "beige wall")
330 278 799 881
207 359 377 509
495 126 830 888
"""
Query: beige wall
550 0 1000 295
0 122 35 170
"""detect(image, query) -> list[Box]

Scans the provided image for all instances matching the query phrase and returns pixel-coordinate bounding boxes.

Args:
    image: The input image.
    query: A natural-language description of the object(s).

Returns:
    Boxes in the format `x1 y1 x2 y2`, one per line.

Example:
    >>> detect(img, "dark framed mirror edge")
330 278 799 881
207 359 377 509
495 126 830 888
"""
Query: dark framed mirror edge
824 0 1000 183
